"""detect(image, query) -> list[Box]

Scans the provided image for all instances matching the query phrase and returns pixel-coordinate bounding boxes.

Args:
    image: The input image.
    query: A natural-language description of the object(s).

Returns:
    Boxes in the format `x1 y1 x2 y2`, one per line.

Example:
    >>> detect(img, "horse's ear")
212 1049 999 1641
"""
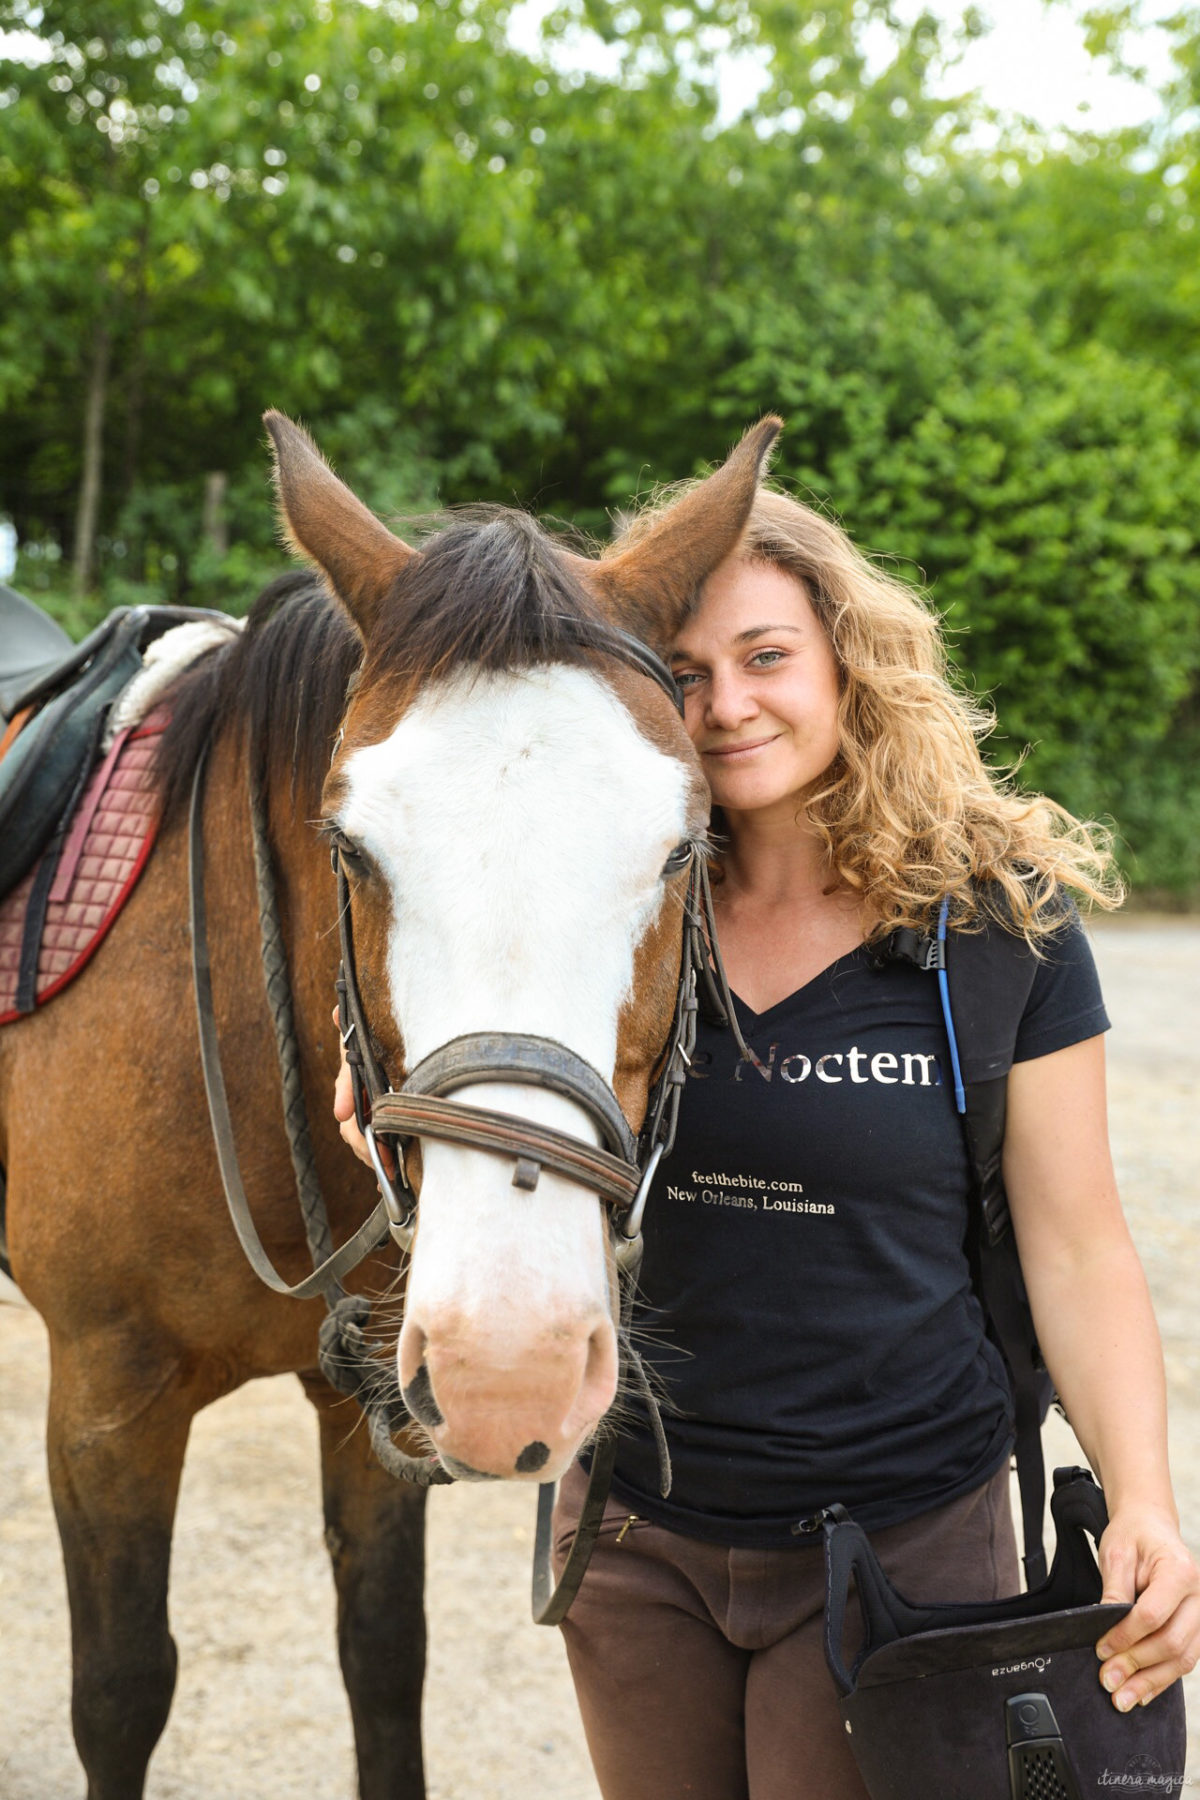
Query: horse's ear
264 411 417 640
582 416 783 650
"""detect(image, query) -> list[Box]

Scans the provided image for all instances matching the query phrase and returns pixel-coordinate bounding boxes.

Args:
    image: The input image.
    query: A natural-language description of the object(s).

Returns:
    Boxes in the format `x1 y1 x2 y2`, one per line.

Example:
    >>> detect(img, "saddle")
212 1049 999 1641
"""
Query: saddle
0 595 230 902
0 591 238 1020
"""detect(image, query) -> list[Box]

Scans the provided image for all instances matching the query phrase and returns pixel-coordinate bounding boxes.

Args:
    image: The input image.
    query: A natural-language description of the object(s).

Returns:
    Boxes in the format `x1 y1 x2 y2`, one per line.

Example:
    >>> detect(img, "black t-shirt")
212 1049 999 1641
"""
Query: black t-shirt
609 914 1110 1547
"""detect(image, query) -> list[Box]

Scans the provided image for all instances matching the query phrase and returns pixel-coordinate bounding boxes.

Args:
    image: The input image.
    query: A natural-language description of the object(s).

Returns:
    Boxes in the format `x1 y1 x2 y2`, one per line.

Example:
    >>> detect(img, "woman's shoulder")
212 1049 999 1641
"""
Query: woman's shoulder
957 873 1083 944
946 889 1108 1081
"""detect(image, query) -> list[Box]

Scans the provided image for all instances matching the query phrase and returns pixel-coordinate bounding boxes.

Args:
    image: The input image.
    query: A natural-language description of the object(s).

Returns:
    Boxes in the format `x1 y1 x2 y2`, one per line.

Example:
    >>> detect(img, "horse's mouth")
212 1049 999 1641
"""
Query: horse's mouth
436 1455 503 1483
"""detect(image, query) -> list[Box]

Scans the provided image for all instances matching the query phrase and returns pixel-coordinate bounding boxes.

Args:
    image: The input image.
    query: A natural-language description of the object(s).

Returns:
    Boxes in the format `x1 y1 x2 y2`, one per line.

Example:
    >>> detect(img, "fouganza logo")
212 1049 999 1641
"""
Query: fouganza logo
991 1656 1052 1677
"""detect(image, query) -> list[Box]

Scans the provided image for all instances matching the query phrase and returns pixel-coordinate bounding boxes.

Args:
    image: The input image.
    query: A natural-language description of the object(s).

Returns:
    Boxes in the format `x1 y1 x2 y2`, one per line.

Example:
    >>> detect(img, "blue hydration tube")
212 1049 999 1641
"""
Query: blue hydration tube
936 896 967 1116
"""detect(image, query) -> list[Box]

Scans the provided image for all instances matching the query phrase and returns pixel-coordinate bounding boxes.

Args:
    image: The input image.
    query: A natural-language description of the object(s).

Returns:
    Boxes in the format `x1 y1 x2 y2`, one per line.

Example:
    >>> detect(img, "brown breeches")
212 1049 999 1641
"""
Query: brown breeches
554 1460 1019 1800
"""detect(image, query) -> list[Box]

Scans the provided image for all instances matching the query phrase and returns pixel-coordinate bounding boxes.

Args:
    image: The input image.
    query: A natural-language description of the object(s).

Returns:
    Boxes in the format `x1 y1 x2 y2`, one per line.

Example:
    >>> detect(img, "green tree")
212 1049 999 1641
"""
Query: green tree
1 0 1197 886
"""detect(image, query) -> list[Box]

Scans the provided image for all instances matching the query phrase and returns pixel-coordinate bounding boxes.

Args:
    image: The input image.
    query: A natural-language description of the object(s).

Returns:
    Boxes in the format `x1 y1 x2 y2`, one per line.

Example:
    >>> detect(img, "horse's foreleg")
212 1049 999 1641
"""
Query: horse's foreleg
46 1335 194 1800
300 1370 429 1800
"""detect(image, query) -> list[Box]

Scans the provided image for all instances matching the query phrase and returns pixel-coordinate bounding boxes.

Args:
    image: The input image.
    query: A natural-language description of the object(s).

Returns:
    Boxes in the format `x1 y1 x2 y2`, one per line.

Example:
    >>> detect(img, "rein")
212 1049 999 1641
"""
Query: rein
189 739 452 1486
188 623 762 1615
188 743 391 1303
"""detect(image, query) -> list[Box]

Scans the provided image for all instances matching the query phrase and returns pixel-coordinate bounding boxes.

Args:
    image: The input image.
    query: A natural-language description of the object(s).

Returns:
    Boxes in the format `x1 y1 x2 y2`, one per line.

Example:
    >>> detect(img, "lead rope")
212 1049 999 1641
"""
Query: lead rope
621 1324 673 1499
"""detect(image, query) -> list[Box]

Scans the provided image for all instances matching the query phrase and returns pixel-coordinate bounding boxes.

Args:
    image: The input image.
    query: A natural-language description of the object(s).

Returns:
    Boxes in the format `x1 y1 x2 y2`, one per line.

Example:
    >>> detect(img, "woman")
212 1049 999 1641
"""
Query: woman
336 483 1199 1800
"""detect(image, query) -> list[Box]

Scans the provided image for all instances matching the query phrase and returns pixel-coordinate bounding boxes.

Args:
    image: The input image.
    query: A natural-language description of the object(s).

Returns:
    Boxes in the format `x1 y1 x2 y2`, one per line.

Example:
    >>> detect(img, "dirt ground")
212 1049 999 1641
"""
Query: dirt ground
1 919 1197 1799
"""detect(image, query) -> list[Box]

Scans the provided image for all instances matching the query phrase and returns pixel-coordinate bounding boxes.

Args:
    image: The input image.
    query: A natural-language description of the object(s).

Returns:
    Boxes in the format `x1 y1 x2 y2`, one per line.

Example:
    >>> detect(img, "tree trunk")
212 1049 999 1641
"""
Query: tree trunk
121 219 151 509
73 321 113 599
202 472 228 557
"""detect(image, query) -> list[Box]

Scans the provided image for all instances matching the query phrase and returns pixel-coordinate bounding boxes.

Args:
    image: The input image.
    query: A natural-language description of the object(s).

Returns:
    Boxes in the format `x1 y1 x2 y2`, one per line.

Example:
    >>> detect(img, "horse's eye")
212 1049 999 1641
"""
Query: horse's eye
329 827 369 873
662 841 694 878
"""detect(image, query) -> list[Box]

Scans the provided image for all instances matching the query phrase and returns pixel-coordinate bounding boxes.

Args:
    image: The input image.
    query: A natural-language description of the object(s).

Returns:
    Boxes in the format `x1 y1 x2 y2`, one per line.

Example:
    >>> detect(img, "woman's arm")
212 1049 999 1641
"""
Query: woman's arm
1004 1035 1200 1709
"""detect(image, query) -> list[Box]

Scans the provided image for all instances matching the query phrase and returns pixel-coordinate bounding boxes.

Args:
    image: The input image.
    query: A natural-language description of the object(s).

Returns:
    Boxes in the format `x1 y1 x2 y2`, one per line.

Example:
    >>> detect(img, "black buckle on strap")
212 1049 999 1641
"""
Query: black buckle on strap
871 925 943 972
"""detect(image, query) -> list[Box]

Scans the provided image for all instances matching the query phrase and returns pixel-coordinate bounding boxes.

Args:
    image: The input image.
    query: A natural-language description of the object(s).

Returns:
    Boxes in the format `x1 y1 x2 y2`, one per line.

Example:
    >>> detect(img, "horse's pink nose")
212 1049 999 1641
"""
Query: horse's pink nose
397 1313 618 1482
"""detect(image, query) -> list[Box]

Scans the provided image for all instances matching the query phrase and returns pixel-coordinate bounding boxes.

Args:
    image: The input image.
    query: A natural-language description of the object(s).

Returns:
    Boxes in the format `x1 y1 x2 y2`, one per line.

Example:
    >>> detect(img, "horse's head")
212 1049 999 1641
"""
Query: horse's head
265 411 779 1482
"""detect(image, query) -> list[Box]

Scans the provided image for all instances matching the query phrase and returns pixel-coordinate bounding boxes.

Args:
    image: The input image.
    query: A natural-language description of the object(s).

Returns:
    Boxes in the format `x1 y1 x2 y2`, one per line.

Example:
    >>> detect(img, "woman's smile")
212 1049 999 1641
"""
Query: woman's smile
701 732 782 761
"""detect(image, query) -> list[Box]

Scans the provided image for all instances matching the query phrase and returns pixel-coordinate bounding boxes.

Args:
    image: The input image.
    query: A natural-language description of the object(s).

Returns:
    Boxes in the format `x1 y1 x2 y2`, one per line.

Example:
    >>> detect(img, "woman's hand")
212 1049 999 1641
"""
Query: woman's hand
332 1009 395 1176
1095 1505 1200 1709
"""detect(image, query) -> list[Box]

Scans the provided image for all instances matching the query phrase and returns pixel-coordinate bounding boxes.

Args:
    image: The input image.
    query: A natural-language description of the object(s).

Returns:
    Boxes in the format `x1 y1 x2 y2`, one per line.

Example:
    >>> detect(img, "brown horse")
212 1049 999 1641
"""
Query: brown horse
0 411 778 1799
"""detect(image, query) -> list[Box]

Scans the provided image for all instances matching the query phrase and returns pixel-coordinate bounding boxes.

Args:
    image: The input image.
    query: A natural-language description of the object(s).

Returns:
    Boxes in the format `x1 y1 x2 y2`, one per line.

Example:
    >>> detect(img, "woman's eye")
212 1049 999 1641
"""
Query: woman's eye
674 670 703 691
748 648 785 669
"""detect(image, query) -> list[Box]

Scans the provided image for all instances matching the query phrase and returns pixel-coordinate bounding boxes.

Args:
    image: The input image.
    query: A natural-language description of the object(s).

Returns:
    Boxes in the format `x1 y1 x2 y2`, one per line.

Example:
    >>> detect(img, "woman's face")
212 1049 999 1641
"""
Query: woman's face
670 557 841 825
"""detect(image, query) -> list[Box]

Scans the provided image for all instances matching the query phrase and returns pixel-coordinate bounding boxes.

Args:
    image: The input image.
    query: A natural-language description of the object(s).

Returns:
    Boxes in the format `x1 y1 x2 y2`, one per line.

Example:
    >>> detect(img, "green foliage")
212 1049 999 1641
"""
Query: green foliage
1 0 1197 891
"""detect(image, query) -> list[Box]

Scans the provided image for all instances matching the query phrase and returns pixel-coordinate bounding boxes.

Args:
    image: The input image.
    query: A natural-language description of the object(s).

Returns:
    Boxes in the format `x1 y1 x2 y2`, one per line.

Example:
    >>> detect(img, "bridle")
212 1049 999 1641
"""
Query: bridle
190 619 759 1620
333 621 760 1283
333 625 699 1279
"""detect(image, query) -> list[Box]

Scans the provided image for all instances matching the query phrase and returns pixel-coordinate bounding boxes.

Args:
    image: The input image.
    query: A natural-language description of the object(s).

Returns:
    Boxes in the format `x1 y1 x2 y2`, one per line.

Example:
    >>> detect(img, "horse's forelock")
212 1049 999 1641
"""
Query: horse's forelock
362 506 614 691
157 506 666 831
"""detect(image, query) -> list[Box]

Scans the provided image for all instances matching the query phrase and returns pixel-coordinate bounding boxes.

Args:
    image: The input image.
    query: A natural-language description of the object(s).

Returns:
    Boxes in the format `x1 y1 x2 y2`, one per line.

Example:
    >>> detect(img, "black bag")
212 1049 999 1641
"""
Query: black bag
823 1467 1187 1800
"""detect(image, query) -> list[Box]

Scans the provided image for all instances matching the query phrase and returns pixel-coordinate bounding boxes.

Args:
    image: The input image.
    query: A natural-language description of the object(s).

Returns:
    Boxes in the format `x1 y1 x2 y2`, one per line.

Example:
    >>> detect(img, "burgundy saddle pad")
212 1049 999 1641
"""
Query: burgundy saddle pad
0 711 166 1025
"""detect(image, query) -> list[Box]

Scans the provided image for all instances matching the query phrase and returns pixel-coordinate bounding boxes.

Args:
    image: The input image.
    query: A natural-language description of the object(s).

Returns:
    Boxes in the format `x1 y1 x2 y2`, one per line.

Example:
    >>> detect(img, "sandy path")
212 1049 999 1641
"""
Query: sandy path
1 920 1197 1797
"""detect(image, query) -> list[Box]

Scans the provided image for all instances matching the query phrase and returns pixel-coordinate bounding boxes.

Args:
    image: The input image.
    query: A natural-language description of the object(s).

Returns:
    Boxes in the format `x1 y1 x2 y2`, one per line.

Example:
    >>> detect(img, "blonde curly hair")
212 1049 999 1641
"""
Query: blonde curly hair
608 484 1122 943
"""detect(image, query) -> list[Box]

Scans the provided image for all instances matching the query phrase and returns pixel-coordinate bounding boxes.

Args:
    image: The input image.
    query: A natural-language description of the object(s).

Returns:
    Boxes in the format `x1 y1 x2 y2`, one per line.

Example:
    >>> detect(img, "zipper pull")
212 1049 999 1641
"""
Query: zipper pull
615 1514 641 1544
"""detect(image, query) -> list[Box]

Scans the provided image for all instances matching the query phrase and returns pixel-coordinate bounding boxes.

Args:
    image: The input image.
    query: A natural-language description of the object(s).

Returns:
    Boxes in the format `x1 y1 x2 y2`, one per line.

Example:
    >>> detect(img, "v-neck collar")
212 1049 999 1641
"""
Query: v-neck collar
727 941 871 1030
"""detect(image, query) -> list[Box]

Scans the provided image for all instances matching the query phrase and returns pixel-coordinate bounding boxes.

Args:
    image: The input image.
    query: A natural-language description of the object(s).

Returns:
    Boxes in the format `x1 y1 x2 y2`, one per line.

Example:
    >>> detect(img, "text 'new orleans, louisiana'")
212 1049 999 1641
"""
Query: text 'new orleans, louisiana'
667 1169 835 1215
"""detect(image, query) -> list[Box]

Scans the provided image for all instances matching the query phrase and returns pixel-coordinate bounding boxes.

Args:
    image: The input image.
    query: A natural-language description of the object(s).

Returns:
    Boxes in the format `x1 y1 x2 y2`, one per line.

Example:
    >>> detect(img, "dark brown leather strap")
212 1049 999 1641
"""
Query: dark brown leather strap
401 1030 638 1162
531 1429 622 1626
189 744 391 1300
369 1091 639 1205
690 857 766 1074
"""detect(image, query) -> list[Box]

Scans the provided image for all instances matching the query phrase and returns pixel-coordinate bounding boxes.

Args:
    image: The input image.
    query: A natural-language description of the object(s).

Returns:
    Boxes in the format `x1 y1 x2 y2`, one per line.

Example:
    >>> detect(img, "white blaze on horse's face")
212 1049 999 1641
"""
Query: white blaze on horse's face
339 663 697 1482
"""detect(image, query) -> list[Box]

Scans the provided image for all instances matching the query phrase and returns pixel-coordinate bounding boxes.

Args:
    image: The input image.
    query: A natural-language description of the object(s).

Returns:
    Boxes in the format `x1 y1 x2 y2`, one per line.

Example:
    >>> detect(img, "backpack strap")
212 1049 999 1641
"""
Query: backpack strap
882 901 1051 1588
941 905 1054 1588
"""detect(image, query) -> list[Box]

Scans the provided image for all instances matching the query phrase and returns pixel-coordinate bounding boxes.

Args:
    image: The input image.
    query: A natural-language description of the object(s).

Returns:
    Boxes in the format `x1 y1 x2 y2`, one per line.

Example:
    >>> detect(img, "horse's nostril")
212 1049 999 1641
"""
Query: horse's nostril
401 1360 444 1430
514 1440 550 1475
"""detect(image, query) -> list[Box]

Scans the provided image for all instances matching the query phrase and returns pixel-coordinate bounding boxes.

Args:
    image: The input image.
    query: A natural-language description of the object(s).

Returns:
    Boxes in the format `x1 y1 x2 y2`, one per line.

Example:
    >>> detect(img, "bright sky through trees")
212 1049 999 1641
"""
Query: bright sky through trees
1 3 1183 135
885 0 1178 134
507 0 1181 135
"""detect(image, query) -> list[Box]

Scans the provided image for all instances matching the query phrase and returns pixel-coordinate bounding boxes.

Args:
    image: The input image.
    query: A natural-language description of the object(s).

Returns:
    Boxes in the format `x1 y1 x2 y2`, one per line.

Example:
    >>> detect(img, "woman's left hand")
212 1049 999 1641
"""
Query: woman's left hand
331 1006 396 1178
1095 1505 1200 1708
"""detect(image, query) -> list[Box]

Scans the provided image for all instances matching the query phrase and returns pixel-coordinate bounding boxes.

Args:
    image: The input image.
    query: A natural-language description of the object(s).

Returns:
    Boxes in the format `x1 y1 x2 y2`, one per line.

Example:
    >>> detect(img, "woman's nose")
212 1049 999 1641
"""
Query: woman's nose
703 665 757 730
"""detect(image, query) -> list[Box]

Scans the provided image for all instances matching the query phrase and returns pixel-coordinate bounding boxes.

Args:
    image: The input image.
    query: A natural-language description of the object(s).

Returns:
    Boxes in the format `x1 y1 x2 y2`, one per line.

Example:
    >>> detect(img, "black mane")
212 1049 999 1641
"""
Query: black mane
155 572 357 827
155 509 612 827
